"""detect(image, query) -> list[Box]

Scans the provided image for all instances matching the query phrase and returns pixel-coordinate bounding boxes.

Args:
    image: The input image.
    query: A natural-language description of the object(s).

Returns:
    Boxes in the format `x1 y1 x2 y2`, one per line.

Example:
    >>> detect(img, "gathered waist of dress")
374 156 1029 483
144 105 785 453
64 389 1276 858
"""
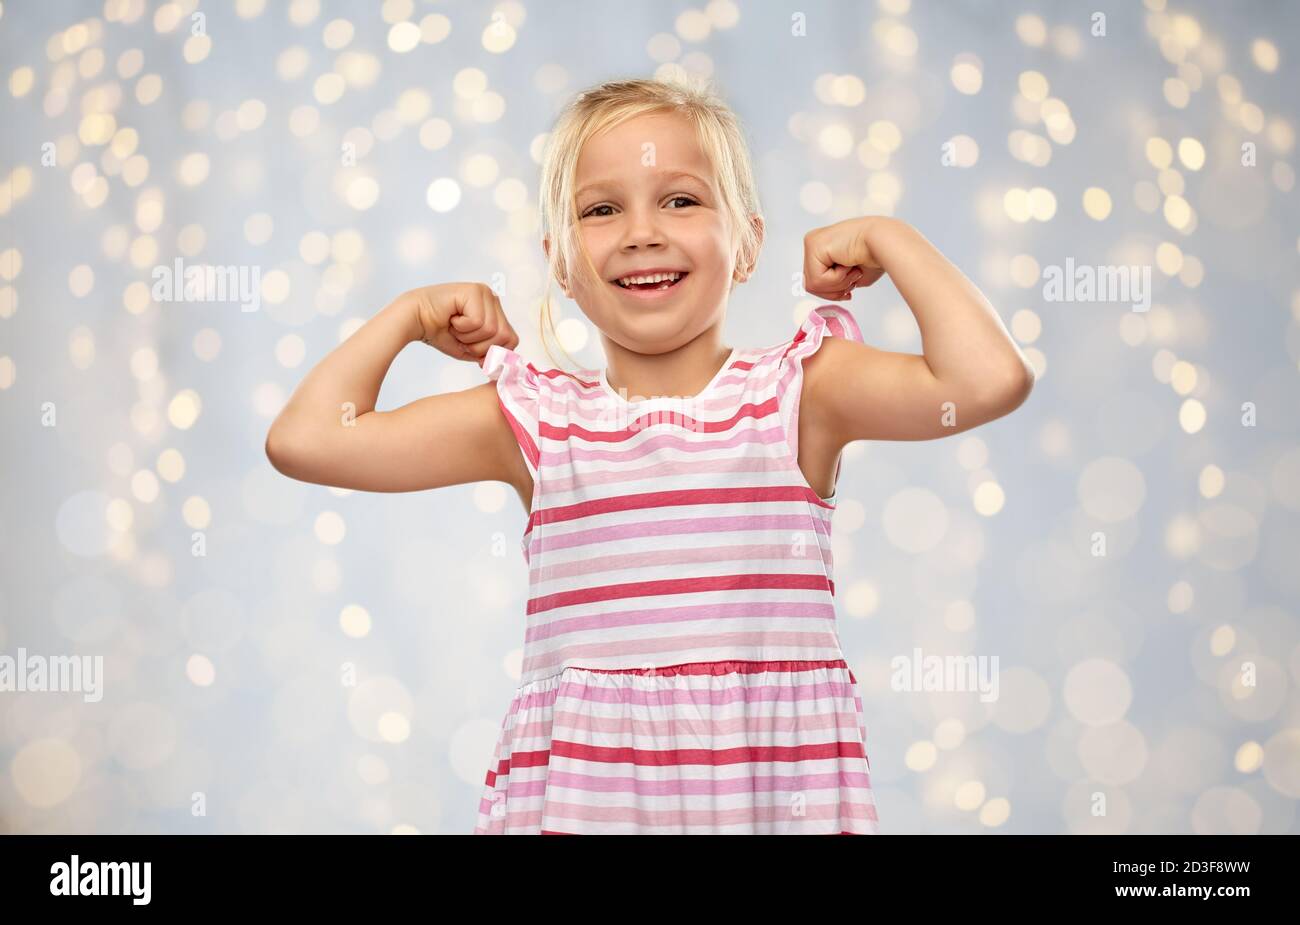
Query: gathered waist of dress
511 657 858 692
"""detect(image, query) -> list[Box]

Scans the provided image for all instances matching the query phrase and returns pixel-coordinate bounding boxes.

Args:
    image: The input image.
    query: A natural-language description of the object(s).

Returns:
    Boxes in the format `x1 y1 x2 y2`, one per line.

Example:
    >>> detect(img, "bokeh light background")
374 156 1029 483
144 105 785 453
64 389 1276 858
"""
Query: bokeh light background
2 0 1299 834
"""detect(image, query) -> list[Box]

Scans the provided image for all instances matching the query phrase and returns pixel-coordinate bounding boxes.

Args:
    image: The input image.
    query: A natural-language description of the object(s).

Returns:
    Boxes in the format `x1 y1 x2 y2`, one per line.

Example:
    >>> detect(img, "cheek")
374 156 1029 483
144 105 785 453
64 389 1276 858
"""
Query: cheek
671 222 729 263
569 229 613 286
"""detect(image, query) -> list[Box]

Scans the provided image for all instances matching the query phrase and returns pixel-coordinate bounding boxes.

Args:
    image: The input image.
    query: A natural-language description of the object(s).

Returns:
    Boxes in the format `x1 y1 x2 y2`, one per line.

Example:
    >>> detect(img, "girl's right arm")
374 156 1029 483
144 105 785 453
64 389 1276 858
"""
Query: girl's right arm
264 284 530 501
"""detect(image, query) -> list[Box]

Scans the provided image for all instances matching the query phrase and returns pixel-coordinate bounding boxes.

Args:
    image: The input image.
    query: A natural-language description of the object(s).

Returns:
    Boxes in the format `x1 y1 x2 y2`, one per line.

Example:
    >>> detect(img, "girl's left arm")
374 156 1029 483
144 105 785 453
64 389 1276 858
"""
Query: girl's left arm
802 215 1036 442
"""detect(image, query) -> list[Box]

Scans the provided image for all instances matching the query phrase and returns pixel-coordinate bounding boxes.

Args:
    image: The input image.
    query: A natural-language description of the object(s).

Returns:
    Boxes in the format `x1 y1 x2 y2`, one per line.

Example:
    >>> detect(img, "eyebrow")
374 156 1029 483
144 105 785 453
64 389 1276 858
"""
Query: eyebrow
576 170 711 199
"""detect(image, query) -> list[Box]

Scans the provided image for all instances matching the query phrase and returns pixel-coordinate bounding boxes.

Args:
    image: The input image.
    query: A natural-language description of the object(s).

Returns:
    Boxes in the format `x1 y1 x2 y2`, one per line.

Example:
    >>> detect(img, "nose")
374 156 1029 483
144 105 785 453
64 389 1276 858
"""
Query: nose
619 203 666 251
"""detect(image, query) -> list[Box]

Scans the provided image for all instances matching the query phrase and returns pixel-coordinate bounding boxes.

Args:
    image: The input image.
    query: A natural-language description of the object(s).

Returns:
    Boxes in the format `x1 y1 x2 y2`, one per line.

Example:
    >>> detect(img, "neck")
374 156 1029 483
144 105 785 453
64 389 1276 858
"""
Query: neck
603 333 732 401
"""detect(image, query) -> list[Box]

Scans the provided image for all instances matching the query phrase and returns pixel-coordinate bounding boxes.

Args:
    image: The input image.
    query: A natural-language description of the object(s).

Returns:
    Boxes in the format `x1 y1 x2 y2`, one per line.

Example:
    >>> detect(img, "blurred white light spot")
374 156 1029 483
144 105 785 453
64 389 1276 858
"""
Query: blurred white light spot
68 264 94 296
345 175 379 210
555 317 590 353
315 510 346 544
972 480 1005 515
1179 398 1206 433
843 580 879 619
340 603 372 638
482 18 516 53
378 712 411 743
244 212 274 245
347 677 414 744
387 21 421 53
978 797 1011 827
954 780 986 811
168 388 202 429
187 654 216 686
1261 730 1300 798
905 740 938 771
426 177 461 212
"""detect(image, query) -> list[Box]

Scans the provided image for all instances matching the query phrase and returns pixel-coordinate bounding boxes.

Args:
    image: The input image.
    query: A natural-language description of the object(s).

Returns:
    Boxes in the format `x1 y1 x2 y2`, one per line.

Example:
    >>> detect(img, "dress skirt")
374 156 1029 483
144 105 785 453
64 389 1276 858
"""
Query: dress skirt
473 658 879 835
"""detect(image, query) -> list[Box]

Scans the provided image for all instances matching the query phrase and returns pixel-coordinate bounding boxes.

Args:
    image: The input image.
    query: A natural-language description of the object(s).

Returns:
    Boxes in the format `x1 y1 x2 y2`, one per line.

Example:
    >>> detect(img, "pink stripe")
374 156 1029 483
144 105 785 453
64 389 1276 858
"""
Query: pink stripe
538 799 879 827
494 397 539 476
527 571 833 615
534 485 833 529
534 513 829 555
548 737 866 766
548 677 861 707
537 452 794 498
539 397 780 443
484 768 873 802
531 542 832 584
476 802 880 832
507 706 864 741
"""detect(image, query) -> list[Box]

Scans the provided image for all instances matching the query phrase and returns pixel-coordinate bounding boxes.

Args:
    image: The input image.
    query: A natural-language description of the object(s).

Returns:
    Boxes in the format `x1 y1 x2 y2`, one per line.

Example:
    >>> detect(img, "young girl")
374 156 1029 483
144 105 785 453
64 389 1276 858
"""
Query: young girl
266 77 1034 835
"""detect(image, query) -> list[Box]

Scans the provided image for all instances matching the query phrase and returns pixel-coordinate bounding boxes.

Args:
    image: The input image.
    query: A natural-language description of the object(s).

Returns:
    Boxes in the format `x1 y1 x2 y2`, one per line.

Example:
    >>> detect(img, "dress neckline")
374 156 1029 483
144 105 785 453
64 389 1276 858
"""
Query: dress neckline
598 347 738 406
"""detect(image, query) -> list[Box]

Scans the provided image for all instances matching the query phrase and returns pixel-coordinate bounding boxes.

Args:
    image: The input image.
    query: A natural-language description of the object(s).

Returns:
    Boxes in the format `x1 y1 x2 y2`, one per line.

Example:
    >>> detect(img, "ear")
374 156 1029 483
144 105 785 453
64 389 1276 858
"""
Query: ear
732 214 765 283
752 214 766 248
542 236 573 298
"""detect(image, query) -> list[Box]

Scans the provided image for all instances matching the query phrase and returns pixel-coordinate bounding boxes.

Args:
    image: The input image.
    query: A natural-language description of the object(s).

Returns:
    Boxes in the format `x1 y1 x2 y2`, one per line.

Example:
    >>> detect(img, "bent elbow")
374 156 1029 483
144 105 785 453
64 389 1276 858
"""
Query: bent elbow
973 365 1034 422
1002 365 1034 408
1012 362 1036 406
265 422 304 479
264 427 287 475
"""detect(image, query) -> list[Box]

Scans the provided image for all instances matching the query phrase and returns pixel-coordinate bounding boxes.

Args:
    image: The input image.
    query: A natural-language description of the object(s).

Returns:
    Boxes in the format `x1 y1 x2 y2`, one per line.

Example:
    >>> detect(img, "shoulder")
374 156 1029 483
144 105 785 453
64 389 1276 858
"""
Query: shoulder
788 303 864 356
769 305 867 448
745 303 864 383
796 305 867 428
482 344 597 392
482 343 543 390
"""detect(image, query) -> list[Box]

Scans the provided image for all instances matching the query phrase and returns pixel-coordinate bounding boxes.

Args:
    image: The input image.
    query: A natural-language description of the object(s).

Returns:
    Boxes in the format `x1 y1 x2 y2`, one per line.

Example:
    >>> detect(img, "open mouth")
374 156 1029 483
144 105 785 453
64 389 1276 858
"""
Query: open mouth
612 272 689 292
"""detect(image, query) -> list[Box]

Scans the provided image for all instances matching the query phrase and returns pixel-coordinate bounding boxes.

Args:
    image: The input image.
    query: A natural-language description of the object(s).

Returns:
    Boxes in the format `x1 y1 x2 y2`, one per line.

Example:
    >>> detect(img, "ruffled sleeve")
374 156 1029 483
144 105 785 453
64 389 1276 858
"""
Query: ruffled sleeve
776 303 865 466
481 343 541 481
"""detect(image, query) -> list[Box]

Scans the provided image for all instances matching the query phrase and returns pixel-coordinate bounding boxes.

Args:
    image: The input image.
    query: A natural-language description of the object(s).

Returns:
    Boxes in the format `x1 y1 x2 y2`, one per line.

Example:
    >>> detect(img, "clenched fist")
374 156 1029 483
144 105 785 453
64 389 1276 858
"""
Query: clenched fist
802 218 885 301
406 282 519 364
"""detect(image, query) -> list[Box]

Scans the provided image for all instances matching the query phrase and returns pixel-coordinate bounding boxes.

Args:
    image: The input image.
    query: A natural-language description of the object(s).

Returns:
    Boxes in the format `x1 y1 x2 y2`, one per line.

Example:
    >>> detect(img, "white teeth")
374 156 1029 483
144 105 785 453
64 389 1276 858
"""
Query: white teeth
616 272 683 287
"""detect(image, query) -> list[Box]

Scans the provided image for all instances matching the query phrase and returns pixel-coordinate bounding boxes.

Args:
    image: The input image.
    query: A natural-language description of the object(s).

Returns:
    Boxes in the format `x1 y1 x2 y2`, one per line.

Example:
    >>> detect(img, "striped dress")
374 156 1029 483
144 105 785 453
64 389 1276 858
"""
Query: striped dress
473 303 879 835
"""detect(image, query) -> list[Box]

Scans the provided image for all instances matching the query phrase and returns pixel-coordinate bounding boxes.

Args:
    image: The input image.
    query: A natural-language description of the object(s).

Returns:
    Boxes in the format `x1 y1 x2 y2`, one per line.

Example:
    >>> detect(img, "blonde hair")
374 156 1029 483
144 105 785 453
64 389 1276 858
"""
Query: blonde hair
535 74 763 372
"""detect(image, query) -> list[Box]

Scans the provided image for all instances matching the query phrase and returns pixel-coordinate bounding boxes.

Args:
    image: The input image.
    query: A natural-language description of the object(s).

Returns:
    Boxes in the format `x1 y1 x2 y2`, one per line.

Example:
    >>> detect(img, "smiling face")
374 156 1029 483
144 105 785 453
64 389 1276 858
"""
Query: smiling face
549 111 749 356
